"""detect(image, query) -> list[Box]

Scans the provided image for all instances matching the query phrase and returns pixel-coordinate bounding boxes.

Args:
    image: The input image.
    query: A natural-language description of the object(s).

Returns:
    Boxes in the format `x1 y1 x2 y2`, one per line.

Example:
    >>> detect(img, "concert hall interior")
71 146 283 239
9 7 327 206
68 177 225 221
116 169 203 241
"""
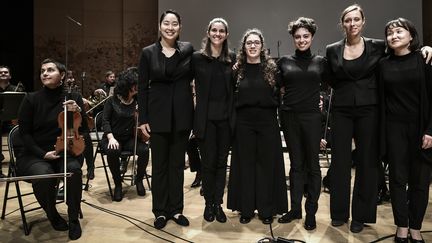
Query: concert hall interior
1 0 432 242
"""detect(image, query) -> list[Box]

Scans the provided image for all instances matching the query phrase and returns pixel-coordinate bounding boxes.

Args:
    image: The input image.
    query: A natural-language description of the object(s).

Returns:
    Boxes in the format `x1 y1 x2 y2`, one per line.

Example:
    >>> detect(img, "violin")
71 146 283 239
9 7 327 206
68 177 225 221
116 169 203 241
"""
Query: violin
134 107 149 143
54 79 85 156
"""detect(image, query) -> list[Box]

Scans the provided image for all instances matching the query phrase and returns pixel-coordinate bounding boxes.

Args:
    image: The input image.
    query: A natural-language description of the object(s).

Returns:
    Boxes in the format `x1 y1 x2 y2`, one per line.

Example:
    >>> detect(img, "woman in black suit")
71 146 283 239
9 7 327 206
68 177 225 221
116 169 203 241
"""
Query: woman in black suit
227 28 288 225
326 4 432 233
192 17 235 223
137 9 194 230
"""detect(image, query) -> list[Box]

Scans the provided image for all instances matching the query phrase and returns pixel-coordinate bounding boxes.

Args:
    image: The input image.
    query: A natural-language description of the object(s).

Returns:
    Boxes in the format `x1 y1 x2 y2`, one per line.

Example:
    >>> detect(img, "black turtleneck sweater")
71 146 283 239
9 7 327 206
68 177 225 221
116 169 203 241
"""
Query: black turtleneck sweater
381 51 420 121
278 49 327 112
18 86 87 159
235 63 279 109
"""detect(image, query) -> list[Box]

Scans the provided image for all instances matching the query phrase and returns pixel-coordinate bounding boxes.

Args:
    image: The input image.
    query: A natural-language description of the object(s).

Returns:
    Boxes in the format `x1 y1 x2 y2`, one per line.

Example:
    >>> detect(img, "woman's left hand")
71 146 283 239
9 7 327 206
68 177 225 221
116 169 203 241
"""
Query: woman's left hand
422 134 432 149
63 100 81 112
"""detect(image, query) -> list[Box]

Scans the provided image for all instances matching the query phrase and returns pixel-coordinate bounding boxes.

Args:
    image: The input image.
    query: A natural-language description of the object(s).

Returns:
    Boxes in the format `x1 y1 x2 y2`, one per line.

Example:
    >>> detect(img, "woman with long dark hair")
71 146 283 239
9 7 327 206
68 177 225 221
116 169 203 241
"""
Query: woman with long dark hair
227 28 288 225
192 17 236 223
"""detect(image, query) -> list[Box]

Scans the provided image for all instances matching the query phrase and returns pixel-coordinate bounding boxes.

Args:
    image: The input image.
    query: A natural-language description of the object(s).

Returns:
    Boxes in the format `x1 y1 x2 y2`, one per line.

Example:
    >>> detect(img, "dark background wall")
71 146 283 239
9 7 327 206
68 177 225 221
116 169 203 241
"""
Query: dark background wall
1 0 431 96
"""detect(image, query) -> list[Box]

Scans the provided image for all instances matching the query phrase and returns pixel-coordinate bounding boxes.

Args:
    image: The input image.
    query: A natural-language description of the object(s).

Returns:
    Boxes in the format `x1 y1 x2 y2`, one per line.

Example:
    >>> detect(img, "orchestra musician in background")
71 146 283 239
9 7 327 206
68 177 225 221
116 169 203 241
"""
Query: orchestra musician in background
0 65 25 178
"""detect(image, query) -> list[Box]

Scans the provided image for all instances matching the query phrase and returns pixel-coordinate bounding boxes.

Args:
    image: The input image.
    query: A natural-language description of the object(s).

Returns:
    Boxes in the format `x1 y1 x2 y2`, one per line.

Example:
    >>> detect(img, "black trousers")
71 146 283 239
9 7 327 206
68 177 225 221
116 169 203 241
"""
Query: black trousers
386 120 431 230
198 119 231 206
187 136 201 173
228 107 288 219
18 155 82 221
330 105 379 223
280 111 322 216
101 136 149 186
150 130 190 218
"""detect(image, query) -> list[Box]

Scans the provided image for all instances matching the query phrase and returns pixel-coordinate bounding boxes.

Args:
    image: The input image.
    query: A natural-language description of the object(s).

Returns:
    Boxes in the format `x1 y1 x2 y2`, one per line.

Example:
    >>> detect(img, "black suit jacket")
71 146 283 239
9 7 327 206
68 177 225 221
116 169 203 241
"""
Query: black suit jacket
191 51 236 139
326 37 385 107
138 41 194 132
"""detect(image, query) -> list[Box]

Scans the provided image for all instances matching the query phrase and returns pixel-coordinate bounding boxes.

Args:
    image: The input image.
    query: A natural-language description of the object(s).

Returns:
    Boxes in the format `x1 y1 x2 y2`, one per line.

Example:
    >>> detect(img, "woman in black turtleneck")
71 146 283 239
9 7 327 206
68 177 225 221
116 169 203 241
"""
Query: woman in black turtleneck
379 18 432 243
227 28 288 225
17 58 86 240
277 17 327 231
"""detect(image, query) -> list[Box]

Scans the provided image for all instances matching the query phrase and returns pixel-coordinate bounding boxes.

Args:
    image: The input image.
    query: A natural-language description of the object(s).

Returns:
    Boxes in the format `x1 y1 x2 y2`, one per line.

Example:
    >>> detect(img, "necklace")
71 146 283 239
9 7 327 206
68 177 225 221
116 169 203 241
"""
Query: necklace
117 95 134 105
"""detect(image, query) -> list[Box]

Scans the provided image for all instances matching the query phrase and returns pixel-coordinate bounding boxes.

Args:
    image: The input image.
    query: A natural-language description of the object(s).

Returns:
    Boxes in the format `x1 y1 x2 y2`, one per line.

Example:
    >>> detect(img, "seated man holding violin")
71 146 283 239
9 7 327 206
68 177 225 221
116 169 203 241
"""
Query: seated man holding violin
17 58 87 240
100 67 149 202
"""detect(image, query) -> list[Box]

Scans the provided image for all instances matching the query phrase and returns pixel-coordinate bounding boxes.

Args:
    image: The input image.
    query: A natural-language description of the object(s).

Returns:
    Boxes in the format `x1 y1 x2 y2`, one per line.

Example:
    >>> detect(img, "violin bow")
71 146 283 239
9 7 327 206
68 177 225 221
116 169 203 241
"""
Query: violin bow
131 106 139 186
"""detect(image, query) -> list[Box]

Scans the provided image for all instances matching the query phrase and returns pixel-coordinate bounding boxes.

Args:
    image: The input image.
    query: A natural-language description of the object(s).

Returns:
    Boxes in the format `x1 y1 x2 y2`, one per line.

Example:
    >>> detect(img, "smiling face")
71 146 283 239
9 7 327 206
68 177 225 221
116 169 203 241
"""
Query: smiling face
386 26 412 55
40 62 64 89
207 21 228 48
159 13 180 43
293 27 313 51
342 9 365 38
244 34 262 63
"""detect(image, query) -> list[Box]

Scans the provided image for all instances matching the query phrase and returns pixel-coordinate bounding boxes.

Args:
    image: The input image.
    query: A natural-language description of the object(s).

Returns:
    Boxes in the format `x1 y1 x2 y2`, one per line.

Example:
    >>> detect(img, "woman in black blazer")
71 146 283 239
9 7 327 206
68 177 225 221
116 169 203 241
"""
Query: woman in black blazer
192 17 235 223
326 4 432 234
137 9 194 230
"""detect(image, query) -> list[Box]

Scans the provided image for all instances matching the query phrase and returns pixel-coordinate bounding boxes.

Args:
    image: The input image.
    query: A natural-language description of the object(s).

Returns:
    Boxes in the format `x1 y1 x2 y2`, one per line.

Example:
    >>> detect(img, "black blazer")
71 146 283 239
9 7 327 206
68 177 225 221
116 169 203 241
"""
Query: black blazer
326 37 385 107
192 51 236 139
137 41 194 133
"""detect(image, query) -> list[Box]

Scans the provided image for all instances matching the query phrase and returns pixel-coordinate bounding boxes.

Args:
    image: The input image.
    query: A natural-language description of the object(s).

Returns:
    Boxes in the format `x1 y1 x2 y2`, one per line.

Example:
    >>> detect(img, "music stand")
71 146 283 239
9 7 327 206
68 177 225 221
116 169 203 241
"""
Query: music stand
0 92 26 121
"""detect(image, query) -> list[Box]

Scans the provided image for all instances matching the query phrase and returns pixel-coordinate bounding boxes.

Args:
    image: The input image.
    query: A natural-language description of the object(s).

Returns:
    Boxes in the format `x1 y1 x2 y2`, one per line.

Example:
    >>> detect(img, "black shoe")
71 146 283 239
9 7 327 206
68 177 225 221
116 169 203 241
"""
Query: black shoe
136 180 146 196
113 185 123 202
203 205 215 222
394 236 408 243
200 187 204 196
68 220 82 240
304 215 316 231
154 216 167 229
119 158 128 174
240 216 251 224
172 214 189 226
49 213 69 231
278 211 302 223
87 168 95 180
191 172 201 188
261 217 273 224
331 219 347 227
409 236 425 243
350 220 364 233
214 205 227 223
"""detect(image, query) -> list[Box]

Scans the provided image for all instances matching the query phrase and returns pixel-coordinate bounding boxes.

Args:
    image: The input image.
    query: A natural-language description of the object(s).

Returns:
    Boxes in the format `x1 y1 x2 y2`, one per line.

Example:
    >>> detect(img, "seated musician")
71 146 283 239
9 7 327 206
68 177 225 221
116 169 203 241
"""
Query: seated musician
17 58 86 240
0 65 25 177
100 67 149 202
88 70 116 119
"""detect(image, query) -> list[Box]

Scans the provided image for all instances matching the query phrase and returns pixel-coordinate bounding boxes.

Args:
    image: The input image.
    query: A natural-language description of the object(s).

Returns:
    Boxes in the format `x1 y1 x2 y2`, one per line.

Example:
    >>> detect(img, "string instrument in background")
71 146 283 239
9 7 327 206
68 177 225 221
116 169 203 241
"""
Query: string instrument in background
55 80 85 157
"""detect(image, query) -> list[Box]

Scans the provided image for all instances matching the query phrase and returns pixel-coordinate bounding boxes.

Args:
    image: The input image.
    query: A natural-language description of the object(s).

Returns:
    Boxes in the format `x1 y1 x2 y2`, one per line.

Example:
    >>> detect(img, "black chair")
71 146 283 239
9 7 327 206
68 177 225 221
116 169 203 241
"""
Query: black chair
0 125 77 235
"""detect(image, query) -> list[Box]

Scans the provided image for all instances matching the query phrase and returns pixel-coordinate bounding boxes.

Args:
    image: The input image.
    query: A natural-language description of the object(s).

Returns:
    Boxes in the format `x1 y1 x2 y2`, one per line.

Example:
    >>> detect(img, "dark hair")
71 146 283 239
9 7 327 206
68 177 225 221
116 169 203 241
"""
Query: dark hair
384 17 420 54
114 67 138 100
159 9 181 25
200 17 232 63
236 28 277 87
41 58 66 81
340 4 364 24
0 65 10 72
288 17 317 36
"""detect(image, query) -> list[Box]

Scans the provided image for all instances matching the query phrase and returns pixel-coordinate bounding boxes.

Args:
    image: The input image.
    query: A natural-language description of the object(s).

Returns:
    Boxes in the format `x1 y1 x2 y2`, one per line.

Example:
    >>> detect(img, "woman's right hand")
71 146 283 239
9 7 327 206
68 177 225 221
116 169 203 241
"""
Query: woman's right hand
108 137 119 150
139 123 151 139
44 151 60 160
